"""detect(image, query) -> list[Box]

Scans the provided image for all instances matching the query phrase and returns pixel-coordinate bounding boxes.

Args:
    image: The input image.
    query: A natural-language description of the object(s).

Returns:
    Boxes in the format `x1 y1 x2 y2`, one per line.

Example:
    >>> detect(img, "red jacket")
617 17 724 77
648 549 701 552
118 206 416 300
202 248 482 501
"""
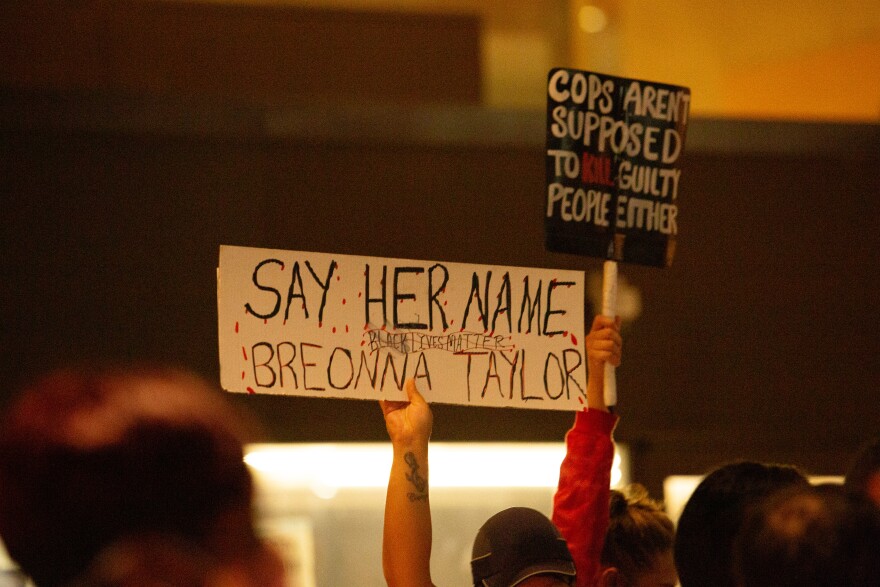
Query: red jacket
552 409 619 587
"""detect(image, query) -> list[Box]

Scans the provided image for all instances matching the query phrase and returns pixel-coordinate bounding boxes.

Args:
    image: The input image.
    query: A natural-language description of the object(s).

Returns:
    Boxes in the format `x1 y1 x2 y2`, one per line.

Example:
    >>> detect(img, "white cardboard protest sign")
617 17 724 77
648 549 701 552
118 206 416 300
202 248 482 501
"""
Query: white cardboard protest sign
218 245 587 410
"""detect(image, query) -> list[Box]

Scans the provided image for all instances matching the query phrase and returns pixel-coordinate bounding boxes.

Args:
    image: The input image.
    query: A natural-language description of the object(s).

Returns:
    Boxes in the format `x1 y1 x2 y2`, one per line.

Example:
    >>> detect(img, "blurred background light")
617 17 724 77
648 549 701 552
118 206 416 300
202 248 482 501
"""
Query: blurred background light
245 441 629 496
578 5 608 34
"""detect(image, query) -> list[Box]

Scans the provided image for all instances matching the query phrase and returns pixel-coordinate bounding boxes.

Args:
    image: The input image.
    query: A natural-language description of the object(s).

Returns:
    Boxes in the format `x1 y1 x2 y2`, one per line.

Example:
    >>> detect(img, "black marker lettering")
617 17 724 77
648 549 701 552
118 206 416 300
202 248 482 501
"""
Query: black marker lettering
245 259 283 319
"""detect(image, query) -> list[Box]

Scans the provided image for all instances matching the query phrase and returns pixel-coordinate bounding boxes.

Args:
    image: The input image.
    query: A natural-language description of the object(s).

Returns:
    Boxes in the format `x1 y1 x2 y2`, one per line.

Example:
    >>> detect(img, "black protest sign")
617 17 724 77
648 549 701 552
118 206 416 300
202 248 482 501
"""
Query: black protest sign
545 68 690 267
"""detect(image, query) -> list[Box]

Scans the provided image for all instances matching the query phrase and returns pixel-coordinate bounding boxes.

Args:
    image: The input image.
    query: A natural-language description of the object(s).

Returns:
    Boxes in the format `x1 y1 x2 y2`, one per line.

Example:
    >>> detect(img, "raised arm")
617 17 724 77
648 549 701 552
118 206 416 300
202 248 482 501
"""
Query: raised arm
380 379 436 587
552 315 622 587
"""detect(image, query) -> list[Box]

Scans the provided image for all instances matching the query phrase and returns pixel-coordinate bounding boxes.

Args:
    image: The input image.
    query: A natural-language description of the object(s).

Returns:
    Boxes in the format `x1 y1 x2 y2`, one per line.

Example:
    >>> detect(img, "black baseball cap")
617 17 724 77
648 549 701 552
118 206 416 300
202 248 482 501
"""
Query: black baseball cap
470 507 576 587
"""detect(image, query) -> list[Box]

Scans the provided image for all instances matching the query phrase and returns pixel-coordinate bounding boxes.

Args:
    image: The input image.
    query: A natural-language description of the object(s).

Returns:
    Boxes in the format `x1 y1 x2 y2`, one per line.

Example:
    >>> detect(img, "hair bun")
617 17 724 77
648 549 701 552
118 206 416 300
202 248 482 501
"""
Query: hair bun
609 489 628 517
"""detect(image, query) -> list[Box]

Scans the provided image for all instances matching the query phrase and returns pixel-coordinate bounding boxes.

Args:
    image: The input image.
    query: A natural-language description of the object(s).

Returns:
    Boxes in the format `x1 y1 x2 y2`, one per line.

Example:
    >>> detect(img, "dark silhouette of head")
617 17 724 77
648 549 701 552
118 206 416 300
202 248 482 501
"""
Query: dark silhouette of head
0 365 273 587
733 484 880 587
845 435 880 507
674 461 809 587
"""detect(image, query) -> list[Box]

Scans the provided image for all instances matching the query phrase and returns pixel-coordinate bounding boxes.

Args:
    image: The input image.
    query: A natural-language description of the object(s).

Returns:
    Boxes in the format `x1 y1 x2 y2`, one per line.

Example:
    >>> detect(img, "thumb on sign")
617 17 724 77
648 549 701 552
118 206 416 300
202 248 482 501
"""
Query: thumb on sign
601 260 618 407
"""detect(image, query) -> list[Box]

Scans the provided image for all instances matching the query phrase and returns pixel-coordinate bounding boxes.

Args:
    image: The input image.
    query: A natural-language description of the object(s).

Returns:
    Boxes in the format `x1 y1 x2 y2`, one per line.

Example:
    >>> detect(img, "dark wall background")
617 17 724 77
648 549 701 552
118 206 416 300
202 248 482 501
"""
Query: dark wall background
1 2 878 496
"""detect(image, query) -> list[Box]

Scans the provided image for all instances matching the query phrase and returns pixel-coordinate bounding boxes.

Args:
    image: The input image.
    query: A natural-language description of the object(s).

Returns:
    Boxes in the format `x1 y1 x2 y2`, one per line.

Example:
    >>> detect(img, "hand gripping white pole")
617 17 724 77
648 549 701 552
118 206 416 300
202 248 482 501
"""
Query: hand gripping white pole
601 260 618 407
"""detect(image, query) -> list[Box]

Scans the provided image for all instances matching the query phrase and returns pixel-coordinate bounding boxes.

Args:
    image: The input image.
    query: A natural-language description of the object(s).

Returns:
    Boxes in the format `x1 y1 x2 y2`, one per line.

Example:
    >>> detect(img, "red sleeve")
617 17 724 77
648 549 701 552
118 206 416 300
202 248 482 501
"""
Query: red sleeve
552 409 618 587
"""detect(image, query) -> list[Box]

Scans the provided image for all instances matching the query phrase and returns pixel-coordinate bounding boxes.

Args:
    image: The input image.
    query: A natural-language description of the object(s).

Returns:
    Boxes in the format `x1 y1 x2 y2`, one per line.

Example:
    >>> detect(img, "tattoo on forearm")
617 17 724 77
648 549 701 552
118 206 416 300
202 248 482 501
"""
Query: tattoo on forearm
404 451 428 502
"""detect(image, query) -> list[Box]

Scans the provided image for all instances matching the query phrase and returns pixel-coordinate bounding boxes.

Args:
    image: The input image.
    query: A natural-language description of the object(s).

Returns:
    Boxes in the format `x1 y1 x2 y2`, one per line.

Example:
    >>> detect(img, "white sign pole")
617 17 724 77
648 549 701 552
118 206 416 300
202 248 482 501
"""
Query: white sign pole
601 259 618 407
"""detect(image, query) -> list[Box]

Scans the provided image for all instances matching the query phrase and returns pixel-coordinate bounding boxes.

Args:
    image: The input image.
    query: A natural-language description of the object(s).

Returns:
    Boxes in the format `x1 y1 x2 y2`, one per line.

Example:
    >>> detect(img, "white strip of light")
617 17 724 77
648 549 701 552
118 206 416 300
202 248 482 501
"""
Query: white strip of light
245 443 625 493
